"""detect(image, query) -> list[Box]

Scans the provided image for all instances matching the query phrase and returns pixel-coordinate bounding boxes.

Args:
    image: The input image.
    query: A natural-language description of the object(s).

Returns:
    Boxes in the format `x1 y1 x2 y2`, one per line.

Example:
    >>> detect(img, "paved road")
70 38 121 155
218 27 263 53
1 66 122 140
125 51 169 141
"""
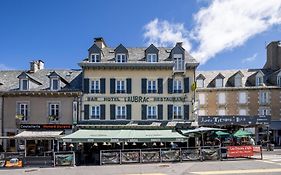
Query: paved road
0 150 281 175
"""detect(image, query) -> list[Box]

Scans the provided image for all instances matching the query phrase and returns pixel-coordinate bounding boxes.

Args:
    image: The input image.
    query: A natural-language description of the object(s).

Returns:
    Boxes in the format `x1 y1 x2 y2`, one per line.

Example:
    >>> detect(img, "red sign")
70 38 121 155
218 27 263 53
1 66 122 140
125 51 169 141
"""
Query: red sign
227 146 254 158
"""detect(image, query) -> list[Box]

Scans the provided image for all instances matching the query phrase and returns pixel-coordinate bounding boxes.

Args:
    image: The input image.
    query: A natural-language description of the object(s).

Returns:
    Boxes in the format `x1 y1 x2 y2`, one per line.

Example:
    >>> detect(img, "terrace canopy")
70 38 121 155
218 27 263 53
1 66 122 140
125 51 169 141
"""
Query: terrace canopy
62 129 187 143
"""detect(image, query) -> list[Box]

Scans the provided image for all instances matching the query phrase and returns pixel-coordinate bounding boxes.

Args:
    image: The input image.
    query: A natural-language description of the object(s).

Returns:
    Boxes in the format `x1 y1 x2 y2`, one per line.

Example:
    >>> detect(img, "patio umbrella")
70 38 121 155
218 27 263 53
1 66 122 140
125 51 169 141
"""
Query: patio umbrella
233 129 253 138
215 131 230 137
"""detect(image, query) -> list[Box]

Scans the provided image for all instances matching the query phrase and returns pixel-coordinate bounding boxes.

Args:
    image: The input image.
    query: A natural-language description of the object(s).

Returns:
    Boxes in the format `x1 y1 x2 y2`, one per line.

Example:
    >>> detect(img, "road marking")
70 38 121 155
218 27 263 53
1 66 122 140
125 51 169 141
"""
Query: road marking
125 174 166 175
190 168 281 174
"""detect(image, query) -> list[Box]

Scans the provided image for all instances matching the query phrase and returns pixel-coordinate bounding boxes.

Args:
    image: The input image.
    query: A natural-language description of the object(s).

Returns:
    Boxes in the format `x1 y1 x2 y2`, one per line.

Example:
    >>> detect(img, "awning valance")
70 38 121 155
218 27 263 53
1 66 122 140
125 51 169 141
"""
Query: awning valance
62 129 187 143
14 131 63 140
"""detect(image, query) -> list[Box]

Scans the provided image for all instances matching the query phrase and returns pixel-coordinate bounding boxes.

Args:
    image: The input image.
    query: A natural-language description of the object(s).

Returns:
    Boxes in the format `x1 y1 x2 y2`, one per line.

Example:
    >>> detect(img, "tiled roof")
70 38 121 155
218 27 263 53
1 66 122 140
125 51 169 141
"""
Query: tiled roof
196 68 277 88
0 69 82 91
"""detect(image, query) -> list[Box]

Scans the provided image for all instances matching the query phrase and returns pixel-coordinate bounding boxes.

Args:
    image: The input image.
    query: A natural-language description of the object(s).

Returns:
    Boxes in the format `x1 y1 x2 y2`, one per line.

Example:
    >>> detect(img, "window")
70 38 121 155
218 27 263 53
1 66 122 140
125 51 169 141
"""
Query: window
116 54 127 63
198 109 206 116
147 54 157 62
147 106 157 119
256 76 263 86
116 80 126 93
174 54 184 71
277 76 281 86
239 109 247 115
49 103 59 121
51 78 60 91
20 79 29 90
197 79 204 88
17 103 28 121
91 80 100 93
215 78 223 87
173 106 183 119
91 106 100 119
91 54 100 62
173 79 182 93
116 106 126 119
147 80 157 93
199 93 205 105
234 76 242 87
259 91 269 104
239 92 247 104
218 109 226 116
218 92 226 105
259 108 269 115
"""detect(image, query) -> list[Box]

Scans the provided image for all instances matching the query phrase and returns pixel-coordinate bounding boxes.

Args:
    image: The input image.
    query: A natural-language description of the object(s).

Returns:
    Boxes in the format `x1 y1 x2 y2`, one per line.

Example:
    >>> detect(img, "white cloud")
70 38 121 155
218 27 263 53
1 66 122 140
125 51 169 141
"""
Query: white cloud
0 64 12 70
143 18 192 51
242 53 257 63
143 0 281 64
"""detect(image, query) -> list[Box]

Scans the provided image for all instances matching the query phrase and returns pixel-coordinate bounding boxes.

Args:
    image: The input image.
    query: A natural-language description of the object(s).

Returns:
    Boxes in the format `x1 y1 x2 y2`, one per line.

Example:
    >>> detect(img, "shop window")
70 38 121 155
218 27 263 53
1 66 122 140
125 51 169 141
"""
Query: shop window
199 93 205 105
238 92 247 104
147 80 157 93
147 106 157 119
173 79 182 93
116 106 126 119
173 106 183 119
218 92 226 105
49 103 59 121
116 80 126 93
16 102 28 121
91 106 100 119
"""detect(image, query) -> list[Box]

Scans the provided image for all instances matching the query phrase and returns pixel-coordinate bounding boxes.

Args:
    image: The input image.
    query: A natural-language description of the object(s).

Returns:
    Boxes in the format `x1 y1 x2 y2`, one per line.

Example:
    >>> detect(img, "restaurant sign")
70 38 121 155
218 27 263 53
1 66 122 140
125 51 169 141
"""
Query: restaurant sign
227 146 253 158
198 115 271 126
20 124 72 130
85 96 187 103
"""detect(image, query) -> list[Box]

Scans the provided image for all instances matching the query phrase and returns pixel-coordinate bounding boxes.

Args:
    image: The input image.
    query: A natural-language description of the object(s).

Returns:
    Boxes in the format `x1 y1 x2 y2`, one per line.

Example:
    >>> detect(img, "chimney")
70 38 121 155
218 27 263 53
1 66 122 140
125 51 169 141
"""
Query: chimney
30 60 44 72
264 41 281 70
176 42 183 47
94 37 107 49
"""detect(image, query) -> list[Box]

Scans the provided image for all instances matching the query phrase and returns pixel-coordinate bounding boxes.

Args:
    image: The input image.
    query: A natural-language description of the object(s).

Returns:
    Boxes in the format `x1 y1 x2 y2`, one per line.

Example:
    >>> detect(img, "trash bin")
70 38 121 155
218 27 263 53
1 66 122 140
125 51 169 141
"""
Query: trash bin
267 143 274 151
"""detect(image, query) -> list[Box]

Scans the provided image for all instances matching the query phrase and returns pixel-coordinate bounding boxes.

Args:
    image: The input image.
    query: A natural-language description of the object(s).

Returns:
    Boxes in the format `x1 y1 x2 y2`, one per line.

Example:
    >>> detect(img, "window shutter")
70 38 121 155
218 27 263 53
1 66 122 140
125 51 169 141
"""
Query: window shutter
126 104 132 120
100 104 105 120
84 104 89 120
100 78 106 94
141 105 147 120
16 103 20 114
110 104 116 120
157 104 163 120
168 104 173 120
184 105 189 120
168 78 173 94
141 78 147 94
83 78 90 93
126 78 132 94
110 78 116 94
157 78 163 94
184 77 190 93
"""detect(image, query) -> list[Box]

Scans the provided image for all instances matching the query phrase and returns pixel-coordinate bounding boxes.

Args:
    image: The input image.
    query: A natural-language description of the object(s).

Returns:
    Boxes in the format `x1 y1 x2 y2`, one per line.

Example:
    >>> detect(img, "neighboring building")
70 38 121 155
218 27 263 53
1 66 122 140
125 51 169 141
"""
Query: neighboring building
78 38 198 126
0 60 82 154
196 41 281 145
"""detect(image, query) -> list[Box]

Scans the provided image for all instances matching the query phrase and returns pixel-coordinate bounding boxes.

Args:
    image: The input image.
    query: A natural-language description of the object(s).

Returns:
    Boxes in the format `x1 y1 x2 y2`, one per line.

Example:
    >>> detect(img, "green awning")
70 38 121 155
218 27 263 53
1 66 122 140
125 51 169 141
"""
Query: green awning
233 129 253 137
62 129 187 143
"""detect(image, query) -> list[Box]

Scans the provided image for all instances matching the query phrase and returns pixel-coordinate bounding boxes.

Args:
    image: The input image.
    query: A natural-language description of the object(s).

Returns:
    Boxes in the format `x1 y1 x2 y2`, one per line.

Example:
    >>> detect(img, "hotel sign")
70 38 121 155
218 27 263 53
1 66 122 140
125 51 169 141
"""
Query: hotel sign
198 115 271 126
86 96 187 103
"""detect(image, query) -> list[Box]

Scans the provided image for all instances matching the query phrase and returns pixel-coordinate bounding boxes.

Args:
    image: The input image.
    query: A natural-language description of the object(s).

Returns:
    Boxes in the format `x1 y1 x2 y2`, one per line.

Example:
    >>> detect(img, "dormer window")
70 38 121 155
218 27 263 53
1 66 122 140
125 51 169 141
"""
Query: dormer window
173 54 184 71
20 79 29 91
256 76 263 86
116 54 127 63
197 79 204 88
147 54 157 62
90 54 100 62
234 75 242 87
51 78 60 91
215 78 223 87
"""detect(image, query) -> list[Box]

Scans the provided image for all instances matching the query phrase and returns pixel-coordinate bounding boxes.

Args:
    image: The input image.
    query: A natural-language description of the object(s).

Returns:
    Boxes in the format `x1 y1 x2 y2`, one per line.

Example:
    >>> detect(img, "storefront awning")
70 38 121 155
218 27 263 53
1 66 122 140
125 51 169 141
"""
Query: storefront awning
270 121 281 130
62 129 187 143
14 131 63 140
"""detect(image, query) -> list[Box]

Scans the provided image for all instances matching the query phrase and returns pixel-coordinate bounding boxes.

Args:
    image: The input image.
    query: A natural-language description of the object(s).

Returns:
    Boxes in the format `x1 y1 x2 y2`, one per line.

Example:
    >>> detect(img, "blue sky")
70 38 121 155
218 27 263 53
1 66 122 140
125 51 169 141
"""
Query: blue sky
0 0 281 71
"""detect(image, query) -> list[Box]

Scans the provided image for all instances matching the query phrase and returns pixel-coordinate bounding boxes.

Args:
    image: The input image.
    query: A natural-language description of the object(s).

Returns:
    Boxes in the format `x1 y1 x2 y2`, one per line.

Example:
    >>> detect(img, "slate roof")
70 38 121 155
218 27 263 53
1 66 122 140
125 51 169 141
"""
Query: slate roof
196 68 277 88
84 46 198 64
0 69 82 92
